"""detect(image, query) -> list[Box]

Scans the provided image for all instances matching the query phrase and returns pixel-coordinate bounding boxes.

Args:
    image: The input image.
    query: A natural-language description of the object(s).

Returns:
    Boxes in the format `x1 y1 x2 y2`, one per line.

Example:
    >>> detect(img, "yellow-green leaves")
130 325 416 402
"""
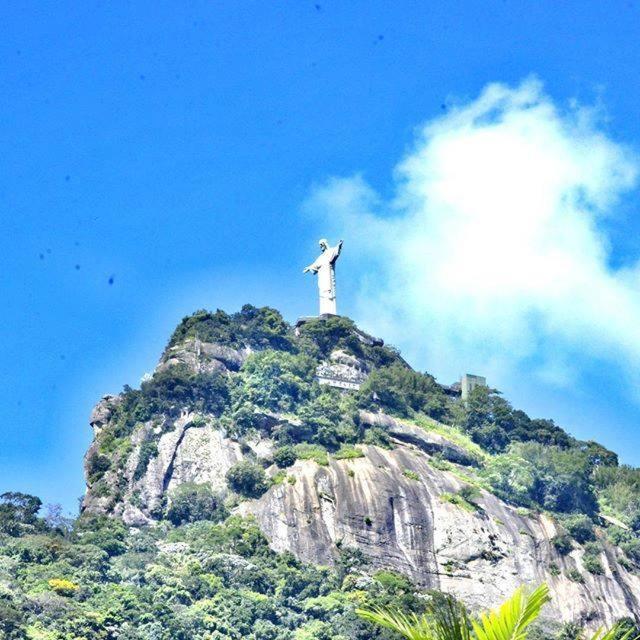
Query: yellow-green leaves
471 584 550 640
355 606 436 640
357 584 551 640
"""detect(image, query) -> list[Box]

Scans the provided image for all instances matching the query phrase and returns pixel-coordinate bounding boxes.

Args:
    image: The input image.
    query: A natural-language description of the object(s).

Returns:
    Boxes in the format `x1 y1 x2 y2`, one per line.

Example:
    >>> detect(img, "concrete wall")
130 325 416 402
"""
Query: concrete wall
461 374 487 400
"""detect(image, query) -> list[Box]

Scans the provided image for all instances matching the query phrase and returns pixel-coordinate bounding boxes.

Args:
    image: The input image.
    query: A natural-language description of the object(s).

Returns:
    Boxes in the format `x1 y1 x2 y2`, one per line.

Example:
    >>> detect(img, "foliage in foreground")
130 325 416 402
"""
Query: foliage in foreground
358 583 635 640
0 506 431 640
3 502 638 640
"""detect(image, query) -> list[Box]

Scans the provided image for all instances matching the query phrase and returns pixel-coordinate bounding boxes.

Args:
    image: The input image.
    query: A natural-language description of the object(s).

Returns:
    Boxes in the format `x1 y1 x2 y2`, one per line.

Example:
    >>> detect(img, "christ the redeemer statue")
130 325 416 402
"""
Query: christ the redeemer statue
303 239 343 316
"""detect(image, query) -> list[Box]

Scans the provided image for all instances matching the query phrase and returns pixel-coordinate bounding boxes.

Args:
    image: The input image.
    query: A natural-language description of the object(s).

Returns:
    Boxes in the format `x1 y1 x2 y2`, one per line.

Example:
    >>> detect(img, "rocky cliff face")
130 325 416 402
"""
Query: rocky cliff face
243 427 640 627
82 310 640 629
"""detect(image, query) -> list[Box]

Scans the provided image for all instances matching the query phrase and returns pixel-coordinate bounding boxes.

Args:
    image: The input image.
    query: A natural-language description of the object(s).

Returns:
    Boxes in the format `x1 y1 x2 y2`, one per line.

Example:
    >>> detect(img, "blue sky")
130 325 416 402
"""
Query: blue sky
3 1 640 513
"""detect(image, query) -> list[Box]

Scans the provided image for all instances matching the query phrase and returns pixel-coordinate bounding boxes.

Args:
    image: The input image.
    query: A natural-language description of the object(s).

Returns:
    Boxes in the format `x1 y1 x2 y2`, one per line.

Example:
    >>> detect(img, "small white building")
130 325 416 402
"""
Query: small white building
461 373 487 400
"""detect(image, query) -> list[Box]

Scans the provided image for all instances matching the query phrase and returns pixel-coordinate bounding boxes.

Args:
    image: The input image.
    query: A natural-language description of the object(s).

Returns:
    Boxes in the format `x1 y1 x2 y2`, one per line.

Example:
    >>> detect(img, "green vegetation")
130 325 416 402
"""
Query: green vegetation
239 350 316 413
297 391 360 450
226 461 269 498
402 469 420 481
363 425 393 448
594 464 640 530
560 514 596 543
296 315 401 368
0 492 44 536
86 451 111 484
566 568 585 583
358 364 450 422
583 542 605 574
168 304 293 351
358 584 550 640
294 443 329 466
359 582 636 640
165 483 228 525
412 414 487 462
372 570 414 594
0 505 433 639
333 445 364 460
620 537 640 563
133 438 158 481
482 443 598 515
357 583 629 640
84 305 640 565
136 365 231 419
271 469 287 485
274 445 297 468
440 492 478 513
159 306 627 527
458 484 481 505
551 534 573 555
463 386 577 453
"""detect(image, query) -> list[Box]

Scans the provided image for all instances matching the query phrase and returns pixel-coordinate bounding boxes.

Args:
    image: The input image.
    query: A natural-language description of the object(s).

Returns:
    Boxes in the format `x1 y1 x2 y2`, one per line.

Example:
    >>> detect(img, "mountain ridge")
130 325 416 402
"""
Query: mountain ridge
2 304 639 638
79 305 640 628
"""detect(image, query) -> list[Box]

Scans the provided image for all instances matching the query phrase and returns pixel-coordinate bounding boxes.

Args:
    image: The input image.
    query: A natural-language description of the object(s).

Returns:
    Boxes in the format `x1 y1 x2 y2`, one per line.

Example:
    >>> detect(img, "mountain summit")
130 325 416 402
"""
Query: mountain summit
78 304 640 628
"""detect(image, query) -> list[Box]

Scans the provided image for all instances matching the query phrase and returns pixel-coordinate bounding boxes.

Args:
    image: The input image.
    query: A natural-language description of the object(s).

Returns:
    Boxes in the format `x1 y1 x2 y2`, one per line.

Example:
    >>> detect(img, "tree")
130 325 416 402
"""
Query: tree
483 443 598 515
86 451 112 483
299 391 359 450
74 514 128 556
560 514 595 543
593 465 640 529
236 304 293 351
462 387 574 453
168 305 293 351
274 446 297 468
297 316 364 359
0 492 43 536
44 503 74 535
358 365 450 421
165 483 227 525
226 461 269 498
582 441 618 467
0 598 25 639
240 351 315 412
140 365 230 416
551 534 573 555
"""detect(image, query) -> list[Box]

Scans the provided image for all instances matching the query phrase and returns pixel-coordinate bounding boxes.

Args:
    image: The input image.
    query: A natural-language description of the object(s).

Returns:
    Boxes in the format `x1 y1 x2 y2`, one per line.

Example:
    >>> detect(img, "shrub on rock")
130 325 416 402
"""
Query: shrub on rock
226 462 269 498
165 483 228 525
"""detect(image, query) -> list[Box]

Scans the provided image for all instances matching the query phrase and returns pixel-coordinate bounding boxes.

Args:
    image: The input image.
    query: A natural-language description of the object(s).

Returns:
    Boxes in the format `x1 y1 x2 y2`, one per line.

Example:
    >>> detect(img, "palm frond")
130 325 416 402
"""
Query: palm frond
471 584 550 640
430 594 472 640
356 605 435 640
357 584 550 640
588 623 639 640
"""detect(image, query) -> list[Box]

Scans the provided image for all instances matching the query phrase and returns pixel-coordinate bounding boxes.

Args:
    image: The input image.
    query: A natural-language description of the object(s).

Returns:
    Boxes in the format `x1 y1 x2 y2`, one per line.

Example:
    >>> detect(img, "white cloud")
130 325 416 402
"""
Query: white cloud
305 78 640 390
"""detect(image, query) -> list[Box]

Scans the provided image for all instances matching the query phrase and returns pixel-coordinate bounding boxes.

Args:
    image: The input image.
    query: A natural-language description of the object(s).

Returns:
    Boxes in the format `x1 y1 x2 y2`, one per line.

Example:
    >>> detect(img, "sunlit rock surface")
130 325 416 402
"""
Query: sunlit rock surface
84 401 640 627
82 333 640 627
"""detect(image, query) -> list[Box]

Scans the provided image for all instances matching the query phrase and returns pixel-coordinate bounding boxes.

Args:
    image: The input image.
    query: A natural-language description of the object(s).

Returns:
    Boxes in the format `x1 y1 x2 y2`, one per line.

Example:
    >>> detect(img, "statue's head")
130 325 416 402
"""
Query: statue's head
319 239 328 251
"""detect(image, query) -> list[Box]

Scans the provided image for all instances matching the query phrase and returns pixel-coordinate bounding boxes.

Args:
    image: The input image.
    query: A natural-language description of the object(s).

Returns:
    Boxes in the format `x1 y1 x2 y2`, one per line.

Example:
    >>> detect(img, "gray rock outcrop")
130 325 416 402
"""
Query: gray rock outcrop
83 399 640 627
241 444 640 627
158 338 249 374
81 329 640 628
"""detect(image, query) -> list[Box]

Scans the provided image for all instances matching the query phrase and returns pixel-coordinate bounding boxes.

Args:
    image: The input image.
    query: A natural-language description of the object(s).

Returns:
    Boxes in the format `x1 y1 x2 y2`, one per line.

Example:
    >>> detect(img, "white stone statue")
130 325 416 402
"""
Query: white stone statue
303 239 343 316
